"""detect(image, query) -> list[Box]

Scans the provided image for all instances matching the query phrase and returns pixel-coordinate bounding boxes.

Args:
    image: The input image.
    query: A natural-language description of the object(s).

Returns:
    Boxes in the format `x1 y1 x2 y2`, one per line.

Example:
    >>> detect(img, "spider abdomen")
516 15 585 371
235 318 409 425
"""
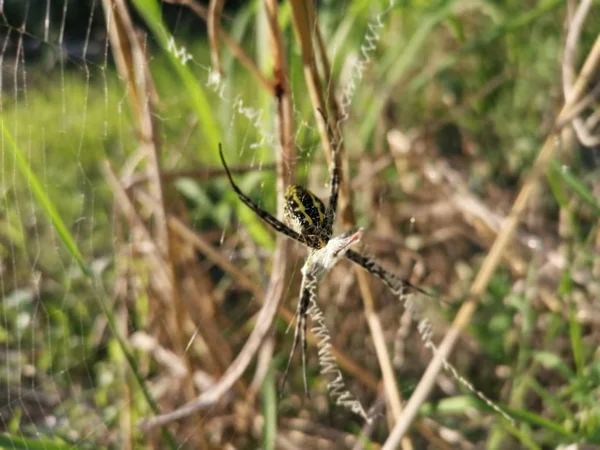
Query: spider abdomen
284 185 330 248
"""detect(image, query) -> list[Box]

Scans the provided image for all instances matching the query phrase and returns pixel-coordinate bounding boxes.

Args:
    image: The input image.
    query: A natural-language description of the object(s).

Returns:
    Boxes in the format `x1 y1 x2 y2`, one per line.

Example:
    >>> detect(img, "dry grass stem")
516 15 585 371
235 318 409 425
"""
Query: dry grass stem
140 0 298 431
139 236 287 431
265 0 295 163
111 169 247 403
562 0 600 146
103 0 199 412
208 0 225 75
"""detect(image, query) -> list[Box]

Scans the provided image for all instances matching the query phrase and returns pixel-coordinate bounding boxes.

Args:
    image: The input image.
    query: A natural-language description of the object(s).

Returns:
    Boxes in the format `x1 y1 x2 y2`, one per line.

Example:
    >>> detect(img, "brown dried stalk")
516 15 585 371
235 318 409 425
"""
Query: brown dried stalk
208 0 225 75
563 0 600 146
140 0 296 432
101 0 196 406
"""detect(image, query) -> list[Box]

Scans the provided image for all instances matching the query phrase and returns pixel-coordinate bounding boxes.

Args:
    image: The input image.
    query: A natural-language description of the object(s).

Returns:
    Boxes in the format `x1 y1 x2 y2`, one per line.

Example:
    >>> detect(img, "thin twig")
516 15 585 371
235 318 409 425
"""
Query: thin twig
562 0 599 146
109 0 199 410
139 241 287 430
207 0 224 75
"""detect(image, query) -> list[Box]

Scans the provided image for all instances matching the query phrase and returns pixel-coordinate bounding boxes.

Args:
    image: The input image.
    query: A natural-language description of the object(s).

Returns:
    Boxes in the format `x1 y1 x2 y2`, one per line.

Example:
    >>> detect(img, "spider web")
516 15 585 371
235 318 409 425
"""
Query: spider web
0 0 453 447
1 0 127 445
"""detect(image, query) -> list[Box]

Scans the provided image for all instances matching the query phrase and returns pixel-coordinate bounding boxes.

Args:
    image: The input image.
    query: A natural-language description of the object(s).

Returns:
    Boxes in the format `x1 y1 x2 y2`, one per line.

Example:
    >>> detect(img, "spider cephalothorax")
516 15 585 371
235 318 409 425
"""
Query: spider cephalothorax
283 185 330 249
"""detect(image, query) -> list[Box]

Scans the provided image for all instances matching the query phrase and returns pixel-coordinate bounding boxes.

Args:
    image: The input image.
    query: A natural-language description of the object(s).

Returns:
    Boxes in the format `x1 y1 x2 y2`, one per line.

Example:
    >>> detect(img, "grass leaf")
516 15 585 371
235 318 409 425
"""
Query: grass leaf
1 121 88 275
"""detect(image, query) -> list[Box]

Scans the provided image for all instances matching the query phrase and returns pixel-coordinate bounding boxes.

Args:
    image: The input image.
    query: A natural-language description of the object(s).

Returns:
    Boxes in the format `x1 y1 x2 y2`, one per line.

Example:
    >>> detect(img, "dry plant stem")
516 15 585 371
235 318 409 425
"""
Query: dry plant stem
265 0 295 163
128 154 389 189
107 166 245 400
562 0 600 146
163 0 273 91
357 272 404 425
314 23 354 213
133 192 243 390
141 183 290 430
125 163 276 189
169 216 264 299
283 417 366 445
288 0 334 161
101 0 141 121
208 0 224 75
219 32 275 92
383 35 600 448
288 8 348 271
141 0 297 432
102 162 173 295
139 240 287 431
562 0 593 102
103 0 197 406
248 336 275 397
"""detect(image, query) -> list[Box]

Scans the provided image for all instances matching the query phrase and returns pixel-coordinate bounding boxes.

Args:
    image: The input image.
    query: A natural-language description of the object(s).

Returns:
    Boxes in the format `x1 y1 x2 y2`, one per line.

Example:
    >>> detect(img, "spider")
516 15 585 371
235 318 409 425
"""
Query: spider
218 125 426 397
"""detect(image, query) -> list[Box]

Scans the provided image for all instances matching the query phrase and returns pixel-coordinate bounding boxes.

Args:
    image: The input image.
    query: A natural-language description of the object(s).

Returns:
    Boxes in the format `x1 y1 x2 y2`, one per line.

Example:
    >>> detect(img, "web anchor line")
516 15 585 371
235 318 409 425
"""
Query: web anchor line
383 276 515 425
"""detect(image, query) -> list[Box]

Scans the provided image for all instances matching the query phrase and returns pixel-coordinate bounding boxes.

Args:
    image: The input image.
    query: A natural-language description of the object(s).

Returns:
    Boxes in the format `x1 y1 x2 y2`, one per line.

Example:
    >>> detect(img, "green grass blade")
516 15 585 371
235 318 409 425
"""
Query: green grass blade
1 120 88 275
0 434 76 450
498 421 541 450
533 350 575 379
503 406 576 438
261 368 277 450
526 377 573 422
568 301 585 377
131 0 221 159
546 160 570 208
549 159 600 217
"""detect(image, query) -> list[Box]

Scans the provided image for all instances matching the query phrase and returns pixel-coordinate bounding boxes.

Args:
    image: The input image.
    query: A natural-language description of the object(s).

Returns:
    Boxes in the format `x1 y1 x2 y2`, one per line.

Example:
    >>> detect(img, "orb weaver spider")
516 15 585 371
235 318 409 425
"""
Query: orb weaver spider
218 117 426 398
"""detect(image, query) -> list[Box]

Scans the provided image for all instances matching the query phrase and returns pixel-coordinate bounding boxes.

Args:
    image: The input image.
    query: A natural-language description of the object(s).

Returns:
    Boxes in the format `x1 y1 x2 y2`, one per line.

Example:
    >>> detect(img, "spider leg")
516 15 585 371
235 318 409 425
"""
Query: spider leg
316 108 340 237
279 276 313 398
279 307 303 398
345 249 430 296
219 144 306 246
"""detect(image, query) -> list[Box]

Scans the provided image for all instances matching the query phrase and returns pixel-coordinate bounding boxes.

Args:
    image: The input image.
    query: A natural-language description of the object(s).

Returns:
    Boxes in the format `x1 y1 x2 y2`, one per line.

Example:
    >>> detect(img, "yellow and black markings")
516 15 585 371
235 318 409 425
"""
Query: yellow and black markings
284 185 329 248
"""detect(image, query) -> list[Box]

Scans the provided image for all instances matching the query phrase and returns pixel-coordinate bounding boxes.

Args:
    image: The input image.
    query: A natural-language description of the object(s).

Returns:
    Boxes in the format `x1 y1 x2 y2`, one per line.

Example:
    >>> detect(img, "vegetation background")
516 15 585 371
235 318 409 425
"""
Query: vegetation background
1 0 599 448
